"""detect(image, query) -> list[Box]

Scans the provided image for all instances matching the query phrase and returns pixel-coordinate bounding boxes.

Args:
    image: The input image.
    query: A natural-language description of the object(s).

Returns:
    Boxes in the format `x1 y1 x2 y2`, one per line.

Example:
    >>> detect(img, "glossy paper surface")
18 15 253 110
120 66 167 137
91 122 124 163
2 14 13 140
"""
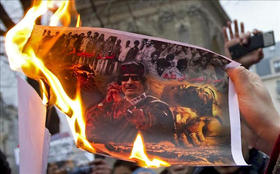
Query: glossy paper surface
23 25 245 166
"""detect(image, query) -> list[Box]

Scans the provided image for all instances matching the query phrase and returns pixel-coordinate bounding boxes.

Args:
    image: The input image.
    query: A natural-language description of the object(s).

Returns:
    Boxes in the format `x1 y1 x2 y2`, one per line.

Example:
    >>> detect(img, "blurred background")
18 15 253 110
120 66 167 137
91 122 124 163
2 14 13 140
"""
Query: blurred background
0 0 279 173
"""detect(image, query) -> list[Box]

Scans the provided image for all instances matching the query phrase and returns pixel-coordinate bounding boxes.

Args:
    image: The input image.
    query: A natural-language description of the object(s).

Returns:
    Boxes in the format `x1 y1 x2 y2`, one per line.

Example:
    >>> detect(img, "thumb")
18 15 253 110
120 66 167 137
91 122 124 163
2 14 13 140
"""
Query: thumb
227 66 249 85
226 66 259 97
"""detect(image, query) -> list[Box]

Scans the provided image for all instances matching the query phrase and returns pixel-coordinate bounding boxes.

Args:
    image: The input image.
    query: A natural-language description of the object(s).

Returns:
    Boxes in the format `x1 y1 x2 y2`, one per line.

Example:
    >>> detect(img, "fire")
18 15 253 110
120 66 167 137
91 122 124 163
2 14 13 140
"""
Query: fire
5 0 172 167
50 1 70 26
5 0 95 153
39 80 48 105
130 133 170 168
76 14 81 27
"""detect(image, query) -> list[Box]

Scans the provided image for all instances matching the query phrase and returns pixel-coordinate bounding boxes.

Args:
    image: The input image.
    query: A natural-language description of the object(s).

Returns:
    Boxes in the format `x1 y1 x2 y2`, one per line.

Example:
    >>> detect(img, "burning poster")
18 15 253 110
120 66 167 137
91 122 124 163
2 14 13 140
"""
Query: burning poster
21 25 244 166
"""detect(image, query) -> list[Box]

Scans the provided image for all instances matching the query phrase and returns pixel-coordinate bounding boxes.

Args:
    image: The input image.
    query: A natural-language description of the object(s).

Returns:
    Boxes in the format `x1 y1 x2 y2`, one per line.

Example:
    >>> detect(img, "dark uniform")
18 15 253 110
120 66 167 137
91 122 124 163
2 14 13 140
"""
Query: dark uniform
85 93 175 144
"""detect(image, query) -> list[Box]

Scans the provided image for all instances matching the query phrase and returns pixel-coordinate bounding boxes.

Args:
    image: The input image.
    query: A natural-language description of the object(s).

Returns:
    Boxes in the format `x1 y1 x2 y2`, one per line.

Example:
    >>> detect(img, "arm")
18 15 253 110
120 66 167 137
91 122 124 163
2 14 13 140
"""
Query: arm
227 66 280 155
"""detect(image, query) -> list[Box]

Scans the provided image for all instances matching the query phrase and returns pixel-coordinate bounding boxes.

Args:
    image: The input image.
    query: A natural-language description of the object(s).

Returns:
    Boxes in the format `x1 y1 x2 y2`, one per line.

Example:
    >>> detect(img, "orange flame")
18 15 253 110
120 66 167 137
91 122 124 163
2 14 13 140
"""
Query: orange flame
130 133 170 168
5 0 173 167
39 80 48 105
76 14 81 27
5 0 95 153
49 1 70 26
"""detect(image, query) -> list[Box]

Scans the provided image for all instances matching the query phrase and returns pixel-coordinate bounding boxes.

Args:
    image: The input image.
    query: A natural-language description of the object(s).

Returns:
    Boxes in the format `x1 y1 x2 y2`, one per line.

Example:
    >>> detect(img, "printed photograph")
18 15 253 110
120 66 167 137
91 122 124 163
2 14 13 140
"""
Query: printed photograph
26 25 233 165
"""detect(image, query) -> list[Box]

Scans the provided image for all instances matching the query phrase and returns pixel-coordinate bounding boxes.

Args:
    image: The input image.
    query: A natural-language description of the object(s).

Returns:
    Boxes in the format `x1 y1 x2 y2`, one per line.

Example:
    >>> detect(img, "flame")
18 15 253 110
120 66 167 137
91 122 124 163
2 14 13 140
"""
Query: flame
5 0 175 166
5 0 48 71
5 0 95 153
129 133 170 168
49 1 70 26
39 80 48 105
76 14 81 27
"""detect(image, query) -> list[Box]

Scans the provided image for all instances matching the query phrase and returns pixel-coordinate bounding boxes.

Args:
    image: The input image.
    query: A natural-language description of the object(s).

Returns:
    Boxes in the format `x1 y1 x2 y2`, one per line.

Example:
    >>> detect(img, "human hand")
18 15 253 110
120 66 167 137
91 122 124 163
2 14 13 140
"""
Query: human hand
90 159 112 174
105 82 122 103
227 66 280 155
223 20 264 68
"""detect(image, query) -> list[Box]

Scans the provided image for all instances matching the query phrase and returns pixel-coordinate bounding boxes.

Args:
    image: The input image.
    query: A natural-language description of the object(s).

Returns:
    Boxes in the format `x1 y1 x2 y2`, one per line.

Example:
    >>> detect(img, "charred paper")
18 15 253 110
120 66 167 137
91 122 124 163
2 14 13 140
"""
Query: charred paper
24 25 242 166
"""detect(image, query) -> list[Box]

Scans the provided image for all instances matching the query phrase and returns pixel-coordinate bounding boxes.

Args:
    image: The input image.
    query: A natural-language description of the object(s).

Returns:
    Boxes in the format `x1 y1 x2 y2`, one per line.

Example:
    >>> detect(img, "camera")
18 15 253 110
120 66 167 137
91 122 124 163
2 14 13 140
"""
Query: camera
229 31 275 59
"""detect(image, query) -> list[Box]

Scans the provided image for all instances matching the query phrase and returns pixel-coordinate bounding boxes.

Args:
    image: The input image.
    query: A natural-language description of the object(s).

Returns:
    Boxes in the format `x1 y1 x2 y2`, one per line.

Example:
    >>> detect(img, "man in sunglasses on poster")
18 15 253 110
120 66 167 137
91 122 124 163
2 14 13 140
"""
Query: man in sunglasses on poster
86 61 175 145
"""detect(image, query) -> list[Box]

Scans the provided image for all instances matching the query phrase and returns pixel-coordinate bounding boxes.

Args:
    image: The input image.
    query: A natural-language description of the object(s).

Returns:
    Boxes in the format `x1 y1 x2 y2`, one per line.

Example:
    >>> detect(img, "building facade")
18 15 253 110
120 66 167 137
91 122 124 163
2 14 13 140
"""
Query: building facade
76 0 229 54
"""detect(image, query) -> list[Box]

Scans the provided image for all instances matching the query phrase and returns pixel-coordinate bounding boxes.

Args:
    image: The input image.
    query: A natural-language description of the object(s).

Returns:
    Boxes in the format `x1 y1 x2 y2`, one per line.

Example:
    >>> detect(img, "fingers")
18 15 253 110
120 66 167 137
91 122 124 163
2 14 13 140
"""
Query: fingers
222 27 229 42
224 20 246 39
227 20 243 39
227 21 234 39
224 20 263 68
234 20 239 37
257 48 264 61
235 48 264 69
250 48 264 64
240 22 245 33
253 29 262 35
240 31 250 45
227 66 280 155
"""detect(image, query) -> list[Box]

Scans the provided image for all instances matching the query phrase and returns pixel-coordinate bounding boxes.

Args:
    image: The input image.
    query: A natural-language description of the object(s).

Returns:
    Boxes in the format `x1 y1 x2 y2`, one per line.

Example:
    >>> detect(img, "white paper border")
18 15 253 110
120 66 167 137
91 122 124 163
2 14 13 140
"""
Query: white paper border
228 75 247 165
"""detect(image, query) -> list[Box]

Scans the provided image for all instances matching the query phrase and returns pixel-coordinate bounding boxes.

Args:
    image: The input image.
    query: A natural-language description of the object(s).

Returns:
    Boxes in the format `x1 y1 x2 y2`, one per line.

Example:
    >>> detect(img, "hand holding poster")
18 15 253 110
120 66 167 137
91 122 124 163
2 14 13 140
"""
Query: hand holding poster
19 25 245 166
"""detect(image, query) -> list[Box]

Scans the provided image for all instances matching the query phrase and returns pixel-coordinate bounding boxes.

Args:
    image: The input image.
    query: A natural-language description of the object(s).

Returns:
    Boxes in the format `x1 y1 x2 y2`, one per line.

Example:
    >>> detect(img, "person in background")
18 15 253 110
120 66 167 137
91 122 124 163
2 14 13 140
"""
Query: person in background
0 150 11 174
197 20 279 174
119 40 131 62
224 19 279 164
89 159 112 174
112 160 139 174
125 40 140 62
222 20 264 69
160 165 193 174
89 158 139 174
132 167 156 174
224 63 280 174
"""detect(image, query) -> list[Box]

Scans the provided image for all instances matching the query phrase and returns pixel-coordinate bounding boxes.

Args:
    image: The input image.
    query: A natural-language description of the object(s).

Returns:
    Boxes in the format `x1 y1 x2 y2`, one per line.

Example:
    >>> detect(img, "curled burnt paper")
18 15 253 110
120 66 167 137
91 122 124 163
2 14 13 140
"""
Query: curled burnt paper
23 25 245 166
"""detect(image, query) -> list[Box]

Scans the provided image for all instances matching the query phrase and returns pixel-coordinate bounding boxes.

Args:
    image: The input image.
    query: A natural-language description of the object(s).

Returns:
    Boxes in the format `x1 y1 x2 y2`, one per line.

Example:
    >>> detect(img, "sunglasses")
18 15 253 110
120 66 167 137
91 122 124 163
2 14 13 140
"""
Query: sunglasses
121 75 141 81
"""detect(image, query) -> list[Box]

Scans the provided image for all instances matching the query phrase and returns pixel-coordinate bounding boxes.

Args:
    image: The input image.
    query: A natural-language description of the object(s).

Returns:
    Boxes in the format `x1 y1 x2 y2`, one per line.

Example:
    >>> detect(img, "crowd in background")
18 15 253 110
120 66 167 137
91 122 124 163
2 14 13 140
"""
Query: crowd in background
38 29 228 83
